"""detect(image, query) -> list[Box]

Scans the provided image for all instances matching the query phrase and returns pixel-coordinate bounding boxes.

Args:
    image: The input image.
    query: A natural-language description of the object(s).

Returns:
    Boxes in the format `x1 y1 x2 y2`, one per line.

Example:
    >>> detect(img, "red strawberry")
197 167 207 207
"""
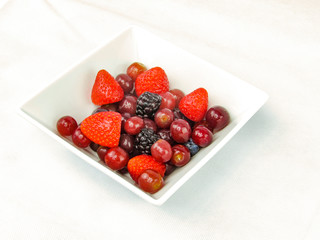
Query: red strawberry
178 88 208 122
135 67 169 97
127 155 166 182
80 111 121 147
91 69 124 105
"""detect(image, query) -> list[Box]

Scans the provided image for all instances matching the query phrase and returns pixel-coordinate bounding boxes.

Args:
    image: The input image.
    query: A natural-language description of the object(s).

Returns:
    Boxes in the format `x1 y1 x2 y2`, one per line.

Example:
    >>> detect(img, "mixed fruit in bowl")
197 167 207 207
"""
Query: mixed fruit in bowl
56 62 230 194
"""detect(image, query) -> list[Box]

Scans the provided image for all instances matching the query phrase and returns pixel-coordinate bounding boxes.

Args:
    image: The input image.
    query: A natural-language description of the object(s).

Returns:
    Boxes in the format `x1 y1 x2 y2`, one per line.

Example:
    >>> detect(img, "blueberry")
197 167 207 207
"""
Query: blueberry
184 139 200 156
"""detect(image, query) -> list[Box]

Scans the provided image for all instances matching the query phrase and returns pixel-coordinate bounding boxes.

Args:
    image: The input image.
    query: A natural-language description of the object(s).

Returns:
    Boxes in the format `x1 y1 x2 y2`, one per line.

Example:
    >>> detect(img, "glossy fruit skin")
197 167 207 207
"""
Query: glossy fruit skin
193 120 213 132
205 106 230 132
138 170 164 194
124 116 145 135
127 155 166 182
104 147 129 170
118 95 137 115
179 88 208 122
170 119 192 143
80 111 122 147
154 108 174 129
119 134 134 153
192 126 213 147
91 69 124 105
164 163 176 176
143 118 157 132
159 92 176 110
135 67 169 97
170 145 191 167
157 129 175 146
72 126 91 148
97 146 108 161
121 112 132 133
151 139 172 163
115 73 134 94
169 89 185 107
127 62 147 81
57 116 78 137
100 103 118 112
184 139 199 156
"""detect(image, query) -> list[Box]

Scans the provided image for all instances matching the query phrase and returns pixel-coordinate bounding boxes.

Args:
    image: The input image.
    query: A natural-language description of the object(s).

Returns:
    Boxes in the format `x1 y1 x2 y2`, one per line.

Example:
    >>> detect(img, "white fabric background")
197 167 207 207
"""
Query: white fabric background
1 0 320 239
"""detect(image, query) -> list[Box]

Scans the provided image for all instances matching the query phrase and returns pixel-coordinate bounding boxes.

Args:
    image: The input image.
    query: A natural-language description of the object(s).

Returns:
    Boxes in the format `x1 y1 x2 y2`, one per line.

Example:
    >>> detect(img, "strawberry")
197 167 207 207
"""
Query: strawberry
135 67 169 97
91 69 124 105
127 155 166 182
178 88 208 122
80 111 121 147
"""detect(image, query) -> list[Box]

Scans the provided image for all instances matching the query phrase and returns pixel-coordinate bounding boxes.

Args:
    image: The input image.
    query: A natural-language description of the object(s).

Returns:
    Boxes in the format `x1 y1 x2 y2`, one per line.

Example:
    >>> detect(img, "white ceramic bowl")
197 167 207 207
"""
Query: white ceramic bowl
19 26 268 205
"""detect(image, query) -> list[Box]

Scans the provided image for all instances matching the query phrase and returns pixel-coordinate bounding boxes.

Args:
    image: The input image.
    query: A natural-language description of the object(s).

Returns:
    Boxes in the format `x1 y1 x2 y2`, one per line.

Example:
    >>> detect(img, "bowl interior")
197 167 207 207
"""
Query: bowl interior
20 26 268 205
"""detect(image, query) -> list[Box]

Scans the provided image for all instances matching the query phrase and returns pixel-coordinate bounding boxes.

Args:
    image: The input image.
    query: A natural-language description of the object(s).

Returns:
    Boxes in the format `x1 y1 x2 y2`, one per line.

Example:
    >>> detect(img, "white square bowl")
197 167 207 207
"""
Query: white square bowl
19 26 268 205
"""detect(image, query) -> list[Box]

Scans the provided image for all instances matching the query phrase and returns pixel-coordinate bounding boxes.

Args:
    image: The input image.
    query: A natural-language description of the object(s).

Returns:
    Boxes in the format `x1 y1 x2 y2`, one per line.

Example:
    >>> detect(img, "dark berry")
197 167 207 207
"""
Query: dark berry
136 92 162 119
164 163 176 176
134 128 160 155
184 139 199 156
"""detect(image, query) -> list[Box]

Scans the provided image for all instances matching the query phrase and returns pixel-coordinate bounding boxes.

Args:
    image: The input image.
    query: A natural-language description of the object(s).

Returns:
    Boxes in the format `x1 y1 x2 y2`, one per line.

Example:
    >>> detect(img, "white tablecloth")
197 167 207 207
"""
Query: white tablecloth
1 0 320 239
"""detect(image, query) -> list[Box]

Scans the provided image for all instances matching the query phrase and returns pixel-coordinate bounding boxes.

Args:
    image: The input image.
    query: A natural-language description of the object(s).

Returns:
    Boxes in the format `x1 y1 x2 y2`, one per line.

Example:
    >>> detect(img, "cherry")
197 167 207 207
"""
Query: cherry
124 116 145 135
100 103 118 112
115 73 134 94
57 116 78 136
72 126 91 148
193 120 213 132
151 139 172 163
157 129 175 146
154 108 174 129
104 147 129 170
97 146 108 161
127 62 147 81
118 95 137 115
138 169 164 194
205 106 230 132
164 163 176 176
170 145 190 167
159 92 176 110
119 133 134 153
143 118 157 132
191 126 213 147
169 89 185 107
170 119 191 143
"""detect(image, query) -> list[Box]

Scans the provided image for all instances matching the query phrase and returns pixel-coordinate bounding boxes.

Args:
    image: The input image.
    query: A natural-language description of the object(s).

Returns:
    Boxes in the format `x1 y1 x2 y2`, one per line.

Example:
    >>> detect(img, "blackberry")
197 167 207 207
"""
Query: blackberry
136 92 162 119
184 139 200 156
134 128 160 155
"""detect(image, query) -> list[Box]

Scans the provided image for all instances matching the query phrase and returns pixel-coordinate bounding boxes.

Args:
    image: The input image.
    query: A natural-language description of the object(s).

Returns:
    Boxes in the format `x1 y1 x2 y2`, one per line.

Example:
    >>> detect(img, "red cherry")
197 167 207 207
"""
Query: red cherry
205 106 230 132
104 147 129 170
57 116 77 136
191 126 213 147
